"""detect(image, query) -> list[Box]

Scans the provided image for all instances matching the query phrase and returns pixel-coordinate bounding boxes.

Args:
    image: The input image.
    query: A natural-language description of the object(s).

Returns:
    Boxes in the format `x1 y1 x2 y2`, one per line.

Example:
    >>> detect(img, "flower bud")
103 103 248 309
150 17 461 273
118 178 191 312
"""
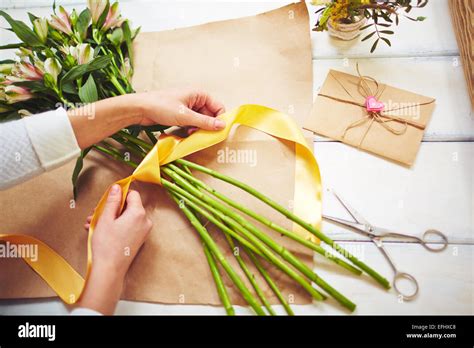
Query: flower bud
33 18 48 43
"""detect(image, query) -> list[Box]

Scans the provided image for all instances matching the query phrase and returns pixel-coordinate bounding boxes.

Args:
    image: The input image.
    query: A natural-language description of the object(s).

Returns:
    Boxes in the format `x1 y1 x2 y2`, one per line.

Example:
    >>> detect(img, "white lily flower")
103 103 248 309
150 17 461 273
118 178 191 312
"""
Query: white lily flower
75 43 94 65
44 58 62 83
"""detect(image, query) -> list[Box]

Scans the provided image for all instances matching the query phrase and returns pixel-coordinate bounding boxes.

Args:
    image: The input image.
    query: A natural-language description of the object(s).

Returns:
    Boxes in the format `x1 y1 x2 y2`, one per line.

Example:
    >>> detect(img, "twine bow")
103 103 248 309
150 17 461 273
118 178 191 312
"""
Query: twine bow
319 64 431 148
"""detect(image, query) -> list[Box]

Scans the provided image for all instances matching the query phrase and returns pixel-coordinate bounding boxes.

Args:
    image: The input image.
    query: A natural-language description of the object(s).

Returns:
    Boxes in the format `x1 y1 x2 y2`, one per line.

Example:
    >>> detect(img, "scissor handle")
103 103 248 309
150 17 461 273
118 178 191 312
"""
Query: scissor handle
393 271 419 300
420 229 448 252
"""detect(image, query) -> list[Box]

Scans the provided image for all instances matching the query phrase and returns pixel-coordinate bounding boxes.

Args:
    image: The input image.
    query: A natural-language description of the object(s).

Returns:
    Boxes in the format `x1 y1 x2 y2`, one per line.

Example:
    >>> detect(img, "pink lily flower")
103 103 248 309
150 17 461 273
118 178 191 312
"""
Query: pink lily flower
88 0 108 25
5 85 33 103
102 2 125 31
14 62 44 81
49 6 73 35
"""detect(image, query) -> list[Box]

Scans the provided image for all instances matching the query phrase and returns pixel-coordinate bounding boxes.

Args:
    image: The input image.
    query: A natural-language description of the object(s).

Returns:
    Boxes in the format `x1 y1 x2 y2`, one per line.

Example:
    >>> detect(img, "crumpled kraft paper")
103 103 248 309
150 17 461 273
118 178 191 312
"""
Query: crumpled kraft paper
0 1 315 306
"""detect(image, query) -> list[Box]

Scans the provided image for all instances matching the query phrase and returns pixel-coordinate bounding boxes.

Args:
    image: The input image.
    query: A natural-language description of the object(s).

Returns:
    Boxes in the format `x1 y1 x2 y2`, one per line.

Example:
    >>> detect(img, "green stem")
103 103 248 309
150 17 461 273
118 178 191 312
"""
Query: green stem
145 130 158 145
167 163 362 276
111 134 147 158
110 74 127 95
202 243 235 316
163 179 326 303
118 130 153 151
176 158 390 290
93 144 138 168
223 232 276 315
162 167 355 311
168 192 265 315
246 247 294 316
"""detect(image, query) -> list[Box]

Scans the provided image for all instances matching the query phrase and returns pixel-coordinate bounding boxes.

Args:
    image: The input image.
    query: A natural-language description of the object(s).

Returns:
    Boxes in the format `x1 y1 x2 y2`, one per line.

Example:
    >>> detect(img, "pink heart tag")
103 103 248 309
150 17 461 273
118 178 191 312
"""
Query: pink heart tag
365 96 384 112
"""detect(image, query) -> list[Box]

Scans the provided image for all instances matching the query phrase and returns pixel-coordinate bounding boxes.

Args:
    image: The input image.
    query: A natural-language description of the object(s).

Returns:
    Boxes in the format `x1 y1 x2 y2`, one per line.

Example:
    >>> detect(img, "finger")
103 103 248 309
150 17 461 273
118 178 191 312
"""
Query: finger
125 190 144 210
183 108 226 131
86 215 92 223
193 91 226 116
84 223 90 231
101 184 122 220
196 105 215 117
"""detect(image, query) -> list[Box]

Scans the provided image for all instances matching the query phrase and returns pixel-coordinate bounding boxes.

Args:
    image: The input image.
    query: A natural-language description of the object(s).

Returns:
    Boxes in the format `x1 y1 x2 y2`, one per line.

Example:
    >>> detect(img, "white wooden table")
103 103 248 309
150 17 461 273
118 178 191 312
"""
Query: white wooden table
0 0 472 315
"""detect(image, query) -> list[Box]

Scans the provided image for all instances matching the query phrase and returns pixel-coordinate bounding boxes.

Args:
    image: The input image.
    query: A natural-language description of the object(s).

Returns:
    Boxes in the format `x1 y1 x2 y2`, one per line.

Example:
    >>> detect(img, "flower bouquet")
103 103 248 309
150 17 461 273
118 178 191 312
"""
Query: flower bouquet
0 0 390 315
312 0 428 52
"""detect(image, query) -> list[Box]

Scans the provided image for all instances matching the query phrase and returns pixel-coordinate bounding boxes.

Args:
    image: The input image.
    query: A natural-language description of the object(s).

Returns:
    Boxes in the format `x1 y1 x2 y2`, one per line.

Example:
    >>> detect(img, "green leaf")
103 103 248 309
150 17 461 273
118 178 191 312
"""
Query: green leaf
0 10 43 47
361 31 376 42
27 12 39 25
122 20 133 65
78 74 98 103
62 82 78 95
381 37 392 47
359 23 373 31
72 147 92 199
96 1 110 28
379 30 394 35
0 59 15 64
0 43 23 50
370 38 379 53
76 8 91 41
60 55 111 86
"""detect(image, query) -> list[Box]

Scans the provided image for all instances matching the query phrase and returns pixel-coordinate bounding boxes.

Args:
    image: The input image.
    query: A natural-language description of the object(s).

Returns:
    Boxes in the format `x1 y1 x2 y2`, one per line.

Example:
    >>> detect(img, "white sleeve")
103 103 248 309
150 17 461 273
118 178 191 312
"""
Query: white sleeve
70 307 103 315
23 107 80 171
0 108 80 190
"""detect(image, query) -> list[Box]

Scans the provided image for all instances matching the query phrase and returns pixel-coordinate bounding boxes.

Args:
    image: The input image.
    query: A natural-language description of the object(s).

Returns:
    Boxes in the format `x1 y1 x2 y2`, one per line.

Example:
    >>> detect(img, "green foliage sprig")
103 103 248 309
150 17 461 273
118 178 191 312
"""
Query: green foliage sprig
312 0 429 52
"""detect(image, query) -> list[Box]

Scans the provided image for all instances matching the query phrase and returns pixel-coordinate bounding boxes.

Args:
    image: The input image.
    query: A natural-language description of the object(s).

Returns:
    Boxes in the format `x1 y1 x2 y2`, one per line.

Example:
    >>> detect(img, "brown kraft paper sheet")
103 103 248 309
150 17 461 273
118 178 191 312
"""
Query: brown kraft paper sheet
0 2 315 306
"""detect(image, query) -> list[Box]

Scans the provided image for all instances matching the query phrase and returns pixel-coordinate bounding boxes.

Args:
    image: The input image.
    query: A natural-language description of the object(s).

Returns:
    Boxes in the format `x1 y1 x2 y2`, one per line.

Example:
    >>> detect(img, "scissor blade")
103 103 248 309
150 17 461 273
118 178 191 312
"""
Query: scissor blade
322 214 369 235
328 189 370 225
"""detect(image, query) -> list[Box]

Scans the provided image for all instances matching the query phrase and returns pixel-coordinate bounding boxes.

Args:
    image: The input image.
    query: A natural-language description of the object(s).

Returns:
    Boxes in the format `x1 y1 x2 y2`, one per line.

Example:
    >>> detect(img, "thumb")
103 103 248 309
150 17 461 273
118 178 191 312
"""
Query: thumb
184 109 226 131
101 184 122 220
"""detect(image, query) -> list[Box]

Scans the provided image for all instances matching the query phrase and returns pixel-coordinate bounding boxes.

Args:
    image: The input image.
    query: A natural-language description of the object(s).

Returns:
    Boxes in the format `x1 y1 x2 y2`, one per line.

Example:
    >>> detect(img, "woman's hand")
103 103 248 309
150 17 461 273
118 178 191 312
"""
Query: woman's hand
78 185 152 315
68 88 226 149
135 88 226 130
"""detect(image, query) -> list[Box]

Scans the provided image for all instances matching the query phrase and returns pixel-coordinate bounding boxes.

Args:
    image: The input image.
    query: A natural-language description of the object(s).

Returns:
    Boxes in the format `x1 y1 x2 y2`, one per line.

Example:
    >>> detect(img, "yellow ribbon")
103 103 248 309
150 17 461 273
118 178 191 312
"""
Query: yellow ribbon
0 104 321 304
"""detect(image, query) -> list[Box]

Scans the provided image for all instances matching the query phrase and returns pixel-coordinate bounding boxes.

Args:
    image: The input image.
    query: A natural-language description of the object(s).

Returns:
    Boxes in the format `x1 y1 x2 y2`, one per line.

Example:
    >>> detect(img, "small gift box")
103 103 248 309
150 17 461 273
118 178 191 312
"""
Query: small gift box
304 68 436 166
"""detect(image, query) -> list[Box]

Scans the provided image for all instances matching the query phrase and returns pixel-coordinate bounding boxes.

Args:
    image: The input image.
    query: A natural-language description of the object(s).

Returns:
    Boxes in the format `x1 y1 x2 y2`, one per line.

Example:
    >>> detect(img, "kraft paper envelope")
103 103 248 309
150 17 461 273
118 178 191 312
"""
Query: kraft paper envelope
0 2 316 306
304 69 436 166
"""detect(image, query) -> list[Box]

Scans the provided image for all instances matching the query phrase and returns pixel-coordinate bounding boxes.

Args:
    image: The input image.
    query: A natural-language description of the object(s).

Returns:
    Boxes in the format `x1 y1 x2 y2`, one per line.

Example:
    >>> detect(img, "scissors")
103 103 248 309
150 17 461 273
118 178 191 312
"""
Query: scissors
322 190 448 300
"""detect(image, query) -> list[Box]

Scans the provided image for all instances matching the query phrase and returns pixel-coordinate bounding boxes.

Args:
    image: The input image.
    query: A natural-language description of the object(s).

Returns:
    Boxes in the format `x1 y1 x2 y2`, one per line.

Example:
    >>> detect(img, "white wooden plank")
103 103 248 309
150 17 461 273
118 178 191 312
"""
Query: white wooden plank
1 242 472 314
303 241 474 314
0 1 459 59
309 0 459 58
0 0 85 9
315 141 474 244
311 57 474 142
